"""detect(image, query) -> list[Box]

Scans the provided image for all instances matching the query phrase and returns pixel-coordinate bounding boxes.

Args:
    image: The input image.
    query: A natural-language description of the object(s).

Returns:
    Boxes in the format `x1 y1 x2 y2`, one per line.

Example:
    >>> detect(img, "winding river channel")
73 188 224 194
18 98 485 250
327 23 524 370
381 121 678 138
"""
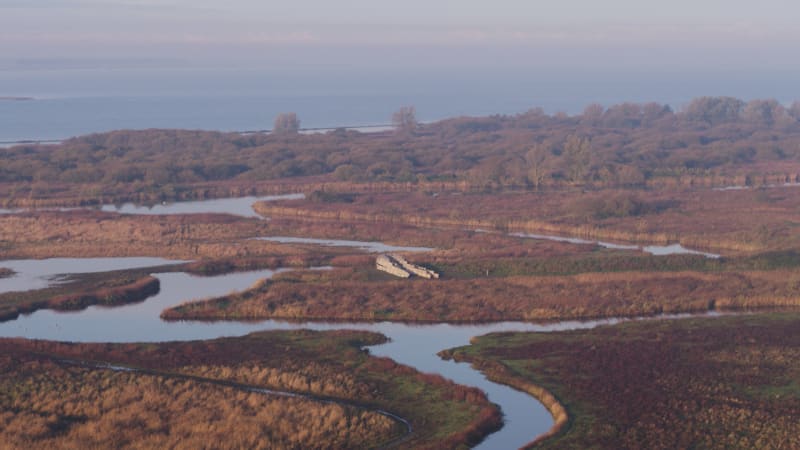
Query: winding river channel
0 196 721 448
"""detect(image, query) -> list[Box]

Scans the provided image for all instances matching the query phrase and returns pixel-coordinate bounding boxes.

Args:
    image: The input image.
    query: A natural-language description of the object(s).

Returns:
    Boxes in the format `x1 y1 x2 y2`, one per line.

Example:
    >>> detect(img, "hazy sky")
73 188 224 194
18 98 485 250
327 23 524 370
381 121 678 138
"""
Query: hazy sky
2 1 799 70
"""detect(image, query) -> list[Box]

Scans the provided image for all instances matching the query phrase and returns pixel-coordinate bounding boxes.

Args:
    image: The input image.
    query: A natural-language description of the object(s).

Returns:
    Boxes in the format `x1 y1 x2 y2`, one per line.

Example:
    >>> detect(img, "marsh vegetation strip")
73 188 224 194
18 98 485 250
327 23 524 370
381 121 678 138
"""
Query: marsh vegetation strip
255 237 434 253
0 261 725 449
510 232 721 258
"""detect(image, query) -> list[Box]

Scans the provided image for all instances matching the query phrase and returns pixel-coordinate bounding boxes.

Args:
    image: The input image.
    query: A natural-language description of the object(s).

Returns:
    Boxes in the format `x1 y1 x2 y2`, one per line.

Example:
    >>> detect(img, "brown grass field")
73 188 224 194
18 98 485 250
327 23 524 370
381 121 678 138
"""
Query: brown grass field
0 210 278 260
0 329 501 449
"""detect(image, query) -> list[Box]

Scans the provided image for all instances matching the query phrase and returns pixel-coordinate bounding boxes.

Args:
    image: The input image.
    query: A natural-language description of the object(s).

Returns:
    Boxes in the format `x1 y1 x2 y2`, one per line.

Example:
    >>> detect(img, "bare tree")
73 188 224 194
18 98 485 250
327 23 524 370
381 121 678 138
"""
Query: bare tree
392 106 417 133
563 135 591 184
581 103 604 126
525 144 551 189
274 112 300 134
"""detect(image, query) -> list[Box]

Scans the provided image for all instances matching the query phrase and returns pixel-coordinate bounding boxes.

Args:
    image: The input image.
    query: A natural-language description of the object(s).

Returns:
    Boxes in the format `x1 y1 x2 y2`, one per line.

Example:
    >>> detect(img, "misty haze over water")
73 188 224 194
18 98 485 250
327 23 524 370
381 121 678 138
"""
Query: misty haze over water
1 65 798 142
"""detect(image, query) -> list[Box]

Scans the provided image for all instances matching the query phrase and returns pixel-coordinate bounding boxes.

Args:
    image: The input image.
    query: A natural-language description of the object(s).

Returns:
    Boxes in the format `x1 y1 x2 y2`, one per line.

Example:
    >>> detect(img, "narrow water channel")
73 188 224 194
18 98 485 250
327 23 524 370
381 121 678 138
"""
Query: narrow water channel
255 236 433 253
509 231 721 258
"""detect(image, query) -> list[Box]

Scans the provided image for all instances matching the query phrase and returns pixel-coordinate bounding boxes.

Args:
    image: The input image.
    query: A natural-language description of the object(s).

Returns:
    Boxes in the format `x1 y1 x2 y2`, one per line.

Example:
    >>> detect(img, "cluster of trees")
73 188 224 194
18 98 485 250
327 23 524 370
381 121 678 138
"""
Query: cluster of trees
3 97 800 199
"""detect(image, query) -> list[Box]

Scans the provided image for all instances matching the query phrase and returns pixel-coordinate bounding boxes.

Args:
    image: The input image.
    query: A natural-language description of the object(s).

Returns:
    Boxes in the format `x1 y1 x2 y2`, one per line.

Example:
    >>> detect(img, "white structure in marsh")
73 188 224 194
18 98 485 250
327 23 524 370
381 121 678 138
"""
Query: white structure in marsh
376 254 439 279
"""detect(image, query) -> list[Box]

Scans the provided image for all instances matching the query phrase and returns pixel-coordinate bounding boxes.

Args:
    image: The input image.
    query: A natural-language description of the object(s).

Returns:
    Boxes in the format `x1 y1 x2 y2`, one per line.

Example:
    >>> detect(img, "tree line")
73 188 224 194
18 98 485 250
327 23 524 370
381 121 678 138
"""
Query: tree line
3 96 800 200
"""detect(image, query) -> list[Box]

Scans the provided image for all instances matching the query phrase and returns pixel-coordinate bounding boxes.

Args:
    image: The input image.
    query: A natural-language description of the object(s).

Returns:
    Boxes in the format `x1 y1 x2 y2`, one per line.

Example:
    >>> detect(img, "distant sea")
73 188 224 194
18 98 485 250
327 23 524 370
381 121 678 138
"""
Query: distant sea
1 66 798 142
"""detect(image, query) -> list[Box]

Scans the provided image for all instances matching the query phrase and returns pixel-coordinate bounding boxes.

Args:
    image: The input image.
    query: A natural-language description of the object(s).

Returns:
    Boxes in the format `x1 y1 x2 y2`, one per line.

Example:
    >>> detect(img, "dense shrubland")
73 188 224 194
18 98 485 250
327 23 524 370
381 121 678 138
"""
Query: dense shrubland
442 313 800 449
4 97 800 206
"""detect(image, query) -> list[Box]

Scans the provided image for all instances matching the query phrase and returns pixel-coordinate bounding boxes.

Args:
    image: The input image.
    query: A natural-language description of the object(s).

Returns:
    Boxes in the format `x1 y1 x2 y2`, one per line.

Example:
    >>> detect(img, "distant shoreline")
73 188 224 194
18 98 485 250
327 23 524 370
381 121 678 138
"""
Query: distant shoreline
0 123 394 147
0 96 34 101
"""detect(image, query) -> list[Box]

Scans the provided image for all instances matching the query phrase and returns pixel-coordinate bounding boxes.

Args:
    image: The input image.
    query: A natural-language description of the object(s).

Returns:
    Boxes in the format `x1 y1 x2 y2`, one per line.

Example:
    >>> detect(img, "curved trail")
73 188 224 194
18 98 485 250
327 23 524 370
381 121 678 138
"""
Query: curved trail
56 357 412 449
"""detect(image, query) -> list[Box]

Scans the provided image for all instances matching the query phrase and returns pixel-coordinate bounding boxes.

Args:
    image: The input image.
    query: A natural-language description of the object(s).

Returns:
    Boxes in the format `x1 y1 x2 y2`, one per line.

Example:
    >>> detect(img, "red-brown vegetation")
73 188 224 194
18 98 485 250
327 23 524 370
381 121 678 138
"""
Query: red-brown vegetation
443 313 800 449
0 209 280 259
163 267 800 322
257 185 800 253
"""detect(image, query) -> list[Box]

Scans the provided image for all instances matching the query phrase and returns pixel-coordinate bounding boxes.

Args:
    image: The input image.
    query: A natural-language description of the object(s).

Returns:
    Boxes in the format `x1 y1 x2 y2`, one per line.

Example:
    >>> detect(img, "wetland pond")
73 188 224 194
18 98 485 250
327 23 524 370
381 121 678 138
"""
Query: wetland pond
101 193 304 218
0 193 304 217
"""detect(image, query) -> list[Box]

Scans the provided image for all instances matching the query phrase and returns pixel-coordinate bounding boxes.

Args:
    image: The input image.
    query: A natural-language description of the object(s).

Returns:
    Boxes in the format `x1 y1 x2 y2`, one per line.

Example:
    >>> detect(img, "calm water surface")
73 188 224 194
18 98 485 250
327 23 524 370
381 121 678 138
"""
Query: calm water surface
0 193 303 217
510 232 721 258
0 257 184 294
101 193 304 218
